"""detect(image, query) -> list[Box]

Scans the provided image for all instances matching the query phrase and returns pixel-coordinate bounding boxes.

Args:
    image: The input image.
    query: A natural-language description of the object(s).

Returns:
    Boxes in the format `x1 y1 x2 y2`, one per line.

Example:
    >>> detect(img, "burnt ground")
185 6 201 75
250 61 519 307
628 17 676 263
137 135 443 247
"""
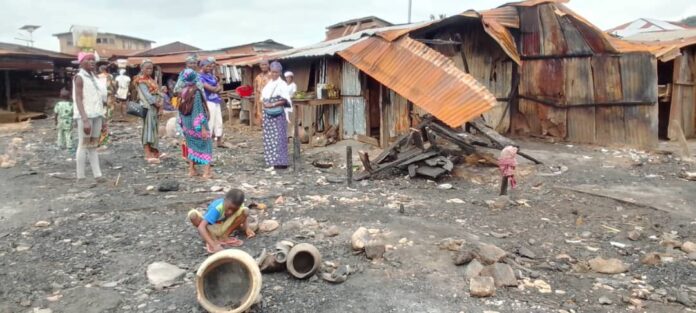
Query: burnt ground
1 118 695 313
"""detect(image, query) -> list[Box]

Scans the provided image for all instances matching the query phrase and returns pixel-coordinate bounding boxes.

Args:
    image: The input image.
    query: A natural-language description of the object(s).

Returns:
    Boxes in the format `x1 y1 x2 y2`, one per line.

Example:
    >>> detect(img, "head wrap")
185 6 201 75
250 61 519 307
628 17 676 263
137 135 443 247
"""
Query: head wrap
284 71 294 77
185 54 199 63
180 68 199 86
77 52 94 64
207 56 216 63
141 58 153 66
270 61 282 72
199 59 213 67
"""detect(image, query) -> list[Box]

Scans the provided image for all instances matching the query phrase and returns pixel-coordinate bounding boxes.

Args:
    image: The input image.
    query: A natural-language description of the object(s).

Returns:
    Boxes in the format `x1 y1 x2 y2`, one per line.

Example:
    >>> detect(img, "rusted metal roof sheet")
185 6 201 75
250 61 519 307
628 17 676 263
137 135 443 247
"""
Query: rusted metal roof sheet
505 0 568 7
128 52 252 66
480 6 520 29
0 42 73 60
482 16 521 65
338 36 497 127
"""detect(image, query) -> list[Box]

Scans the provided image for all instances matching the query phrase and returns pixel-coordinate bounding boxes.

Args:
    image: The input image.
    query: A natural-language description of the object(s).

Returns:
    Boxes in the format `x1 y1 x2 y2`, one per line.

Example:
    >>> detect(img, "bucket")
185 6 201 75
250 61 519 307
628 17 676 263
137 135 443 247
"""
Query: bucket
195 249 262 313
286 243 322 279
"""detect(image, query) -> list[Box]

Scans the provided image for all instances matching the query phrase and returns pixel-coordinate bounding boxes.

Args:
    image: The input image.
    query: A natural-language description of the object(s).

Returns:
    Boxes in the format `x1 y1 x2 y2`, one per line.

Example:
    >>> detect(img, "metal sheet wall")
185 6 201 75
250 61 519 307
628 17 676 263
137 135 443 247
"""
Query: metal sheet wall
341 62 366 137
669 47 696 139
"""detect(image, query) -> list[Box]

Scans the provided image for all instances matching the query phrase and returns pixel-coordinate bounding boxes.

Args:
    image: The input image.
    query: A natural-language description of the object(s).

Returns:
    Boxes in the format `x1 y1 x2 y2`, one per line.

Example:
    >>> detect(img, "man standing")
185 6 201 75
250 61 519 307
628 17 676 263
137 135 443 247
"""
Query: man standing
253 59 271 126
114 69 130 118
73 52 105 183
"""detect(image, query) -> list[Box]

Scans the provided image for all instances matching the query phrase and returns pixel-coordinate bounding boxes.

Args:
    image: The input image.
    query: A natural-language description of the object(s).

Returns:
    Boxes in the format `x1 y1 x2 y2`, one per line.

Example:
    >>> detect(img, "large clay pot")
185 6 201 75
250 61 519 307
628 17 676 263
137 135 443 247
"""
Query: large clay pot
196 249 262 313
286 243 322 279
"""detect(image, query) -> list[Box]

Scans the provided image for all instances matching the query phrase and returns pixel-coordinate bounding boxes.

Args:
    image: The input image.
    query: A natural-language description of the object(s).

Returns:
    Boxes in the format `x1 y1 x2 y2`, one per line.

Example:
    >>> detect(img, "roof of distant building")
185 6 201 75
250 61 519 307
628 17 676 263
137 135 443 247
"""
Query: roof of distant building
607 18 692 38
52 31 155 43
132 41 201 57
326 16 392 29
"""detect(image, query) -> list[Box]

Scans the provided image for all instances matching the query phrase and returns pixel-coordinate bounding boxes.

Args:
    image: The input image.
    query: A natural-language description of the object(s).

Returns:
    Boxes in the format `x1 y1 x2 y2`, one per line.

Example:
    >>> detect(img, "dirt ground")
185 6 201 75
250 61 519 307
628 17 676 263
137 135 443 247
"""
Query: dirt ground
1 117 695 313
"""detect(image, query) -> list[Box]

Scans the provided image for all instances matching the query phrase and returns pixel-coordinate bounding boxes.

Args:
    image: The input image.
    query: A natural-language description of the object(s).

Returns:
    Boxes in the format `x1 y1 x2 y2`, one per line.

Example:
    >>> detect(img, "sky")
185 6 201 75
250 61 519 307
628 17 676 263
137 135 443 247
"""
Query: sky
1 0 695 52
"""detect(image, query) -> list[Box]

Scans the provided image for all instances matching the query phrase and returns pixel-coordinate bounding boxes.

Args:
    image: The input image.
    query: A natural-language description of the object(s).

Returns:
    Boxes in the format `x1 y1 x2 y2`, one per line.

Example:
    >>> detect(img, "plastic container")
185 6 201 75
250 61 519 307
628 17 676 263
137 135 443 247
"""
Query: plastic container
235 85 253 98
71 25 98 50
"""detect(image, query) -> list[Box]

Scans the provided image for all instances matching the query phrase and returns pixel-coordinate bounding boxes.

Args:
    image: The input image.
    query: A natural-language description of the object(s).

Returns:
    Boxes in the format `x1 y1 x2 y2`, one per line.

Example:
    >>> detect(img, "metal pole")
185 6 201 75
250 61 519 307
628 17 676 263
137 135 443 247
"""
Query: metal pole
293 103 301 172
346 146 352 186
408 0 412 23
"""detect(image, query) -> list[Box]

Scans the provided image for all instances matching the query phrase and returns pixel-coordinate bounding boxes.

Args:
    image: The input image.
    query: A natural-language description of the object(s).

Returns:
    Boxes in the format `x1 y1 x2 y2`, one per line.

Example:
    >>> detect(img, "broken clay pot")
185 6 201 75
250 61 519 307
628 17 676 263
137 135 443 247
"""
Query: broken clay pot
196 249 262 313
286 243 322 279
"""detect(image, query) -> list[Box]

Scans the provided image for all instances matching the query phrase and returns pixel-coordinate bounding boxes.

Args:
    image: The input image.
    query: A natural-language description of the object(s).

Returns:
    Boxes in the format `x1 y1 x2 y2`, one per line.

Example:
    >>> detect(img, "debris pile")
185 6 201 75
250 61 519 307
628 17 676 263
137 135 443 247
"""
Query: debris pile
355 117 540 180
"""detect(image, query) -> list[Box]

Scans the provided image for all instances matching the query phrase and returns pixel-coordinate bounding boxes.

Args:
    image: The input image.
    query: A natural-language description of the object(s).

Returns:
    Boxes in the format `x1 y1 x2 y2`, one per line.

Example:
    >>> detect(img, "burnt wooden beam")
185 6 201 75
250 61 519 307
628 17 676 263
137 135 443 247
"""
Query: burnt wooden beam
358 150 373 172
468 119 515 149
354 148 424 181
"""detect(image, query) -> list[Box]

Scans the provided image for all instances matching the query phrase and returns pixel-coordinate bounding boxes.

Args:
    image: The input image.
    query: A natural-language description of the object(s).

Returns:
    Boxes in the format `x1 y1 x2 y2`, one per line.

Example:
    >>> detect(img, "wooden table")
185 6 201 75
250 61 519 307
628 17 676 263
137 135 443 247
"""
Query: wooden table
292 98 342 171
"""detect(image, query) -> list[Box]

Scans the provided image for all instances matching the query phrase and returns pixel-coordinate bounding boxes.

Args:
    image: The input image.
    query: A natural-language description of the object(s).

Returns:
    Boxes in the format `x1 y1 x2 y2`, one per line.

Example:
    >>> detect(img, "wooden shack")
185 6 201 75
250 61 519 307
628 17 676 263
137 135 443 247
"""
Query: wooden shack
408 0 660 148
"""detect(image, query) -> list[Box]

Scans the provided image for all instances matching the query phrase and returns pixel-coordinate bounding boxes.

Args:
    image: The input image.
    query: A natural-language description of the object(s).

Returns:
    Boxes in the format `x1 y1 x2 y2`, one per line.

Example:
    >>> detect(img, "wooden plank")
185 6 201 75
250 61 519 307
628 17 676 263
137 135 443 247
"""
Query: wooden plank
356 134 379 147
389 91 411 138
565 57 596 143
538 4 568 56
620 53 659 147
592 55 625 145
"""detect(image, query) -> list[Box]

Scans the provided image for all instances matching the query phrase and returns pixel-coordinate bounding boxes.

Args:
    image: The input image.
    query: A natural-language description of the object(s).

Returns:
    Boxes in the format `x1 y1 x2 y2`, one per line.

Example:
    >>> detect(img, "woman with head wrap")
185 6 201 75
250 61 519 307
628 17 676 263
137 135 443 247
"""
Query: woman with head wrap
177 69 214 178
261 61 292 169
199 58 227 148
133 59 164 163
173 54 202 95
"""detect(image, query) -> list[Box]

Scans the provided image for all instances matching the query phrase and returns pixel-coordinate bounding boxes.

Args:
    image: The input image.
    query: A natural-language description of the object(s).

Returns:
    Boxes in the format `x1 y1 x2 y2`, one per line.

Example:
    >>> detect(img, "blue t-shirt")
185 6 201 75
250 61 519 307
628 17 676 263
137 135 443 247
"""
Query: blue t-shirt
203 198 225 224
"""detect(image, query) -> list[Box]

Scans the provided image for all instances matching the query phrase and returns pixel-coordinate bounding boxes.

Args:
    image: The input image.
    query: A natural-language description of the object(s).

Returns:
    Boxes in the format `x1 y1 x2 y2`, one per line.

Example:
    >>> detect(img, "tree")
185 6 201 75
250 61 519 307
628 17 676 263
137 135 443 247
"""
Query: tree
682 16 696 27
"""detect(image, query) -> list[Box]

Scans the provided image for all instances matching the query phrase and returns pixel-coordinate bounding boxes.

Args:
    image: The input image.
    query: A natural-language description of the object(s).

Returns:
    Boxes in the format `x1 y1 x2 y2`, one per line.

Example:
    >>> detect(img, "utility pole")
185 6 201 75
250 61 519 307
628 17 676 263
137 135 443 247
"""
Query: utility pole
408 0 412 24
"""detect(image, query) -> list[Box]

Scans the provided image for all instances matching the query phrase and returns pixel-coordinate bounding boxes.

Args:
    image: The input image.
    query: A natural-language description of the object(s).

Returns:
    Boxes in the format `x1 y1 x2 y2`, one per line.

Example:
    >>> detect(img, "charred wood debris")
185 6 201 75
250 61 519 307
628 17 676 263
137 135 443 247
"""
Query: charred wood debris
354 115 542 181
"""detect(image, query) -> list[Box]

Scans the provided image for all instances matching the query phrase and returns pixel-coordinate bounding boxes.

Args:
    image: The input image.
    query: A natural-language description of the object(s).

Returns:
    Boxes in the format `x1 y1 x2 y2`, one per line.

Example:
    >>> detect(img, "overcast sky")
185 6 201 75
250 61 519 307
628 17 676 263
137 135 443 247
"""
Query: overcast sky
1 0 695 52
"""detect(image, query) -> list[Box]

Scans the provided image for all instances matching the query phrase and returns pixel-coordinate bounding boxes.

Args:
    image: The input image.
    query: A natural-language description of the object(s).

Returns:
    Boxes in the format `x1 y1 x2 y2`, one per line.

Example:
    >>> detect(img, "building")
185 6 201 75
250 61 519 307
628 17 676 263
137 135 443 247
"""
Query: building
132 41 201 57
213 40 292 56
607 18 692 38
325 16 392 41
53 29 154 58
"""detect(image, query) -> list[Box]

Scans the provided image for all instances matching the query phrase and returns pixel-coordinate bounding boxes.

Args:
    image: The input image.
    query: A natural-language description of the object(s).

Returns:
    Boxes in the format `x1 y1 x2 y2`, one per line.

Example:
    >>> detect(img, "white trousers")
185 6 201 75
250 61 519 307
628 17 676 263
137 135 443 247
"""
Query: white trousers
206 101 223 138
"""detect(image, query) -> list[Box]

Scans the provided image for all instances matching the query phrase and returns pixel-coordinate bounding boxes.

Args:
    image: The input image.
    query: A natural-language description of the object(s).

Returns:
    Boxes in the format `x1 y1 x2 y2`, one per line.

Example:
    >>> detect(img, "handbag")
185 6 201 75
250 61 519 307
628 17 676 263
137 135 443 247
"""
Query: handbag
126 85 149 118
263 84 284 117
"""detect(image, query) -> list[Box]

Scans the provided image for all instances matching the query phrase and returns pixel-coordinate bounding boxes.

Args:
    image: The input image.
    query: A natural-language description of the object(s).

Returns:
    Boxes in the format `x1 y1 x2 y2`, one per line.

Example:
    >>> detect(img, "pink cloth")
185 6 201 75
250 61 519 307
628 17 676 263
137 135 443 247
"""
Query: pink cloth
77 52 94 63
499 146 518 188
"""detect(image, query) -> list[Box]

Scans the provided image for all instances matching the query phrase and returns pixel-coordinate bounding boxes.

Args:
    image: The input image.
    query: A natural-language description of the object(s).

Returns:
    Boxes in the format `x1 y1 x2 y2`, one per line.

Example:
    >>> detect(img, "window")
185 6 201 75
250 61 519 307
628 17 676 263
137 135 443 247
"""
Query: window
96 38 103 44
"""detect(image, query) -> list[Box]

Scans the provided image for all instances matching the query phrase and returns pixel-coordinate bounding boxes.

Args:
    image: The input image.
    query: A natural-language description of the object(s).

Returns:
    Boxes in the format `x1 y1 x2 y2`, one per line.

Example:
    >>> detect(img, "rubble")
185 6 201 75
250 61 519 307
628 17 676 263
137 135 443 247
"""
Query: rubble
365 239 386 260
469 276 496 297
351 227 369 250
598 296 613 305
481 263 517 287
438 238 465 251
454 251 476 266
627 230 642 241
323 225 340 237
641 253 662 266
475 243 507 265
588 257 629 274
465 260 484 280
681 241 696 253
146 262 186 289
34 220 50 228
157 180 179 192
259 220 280 233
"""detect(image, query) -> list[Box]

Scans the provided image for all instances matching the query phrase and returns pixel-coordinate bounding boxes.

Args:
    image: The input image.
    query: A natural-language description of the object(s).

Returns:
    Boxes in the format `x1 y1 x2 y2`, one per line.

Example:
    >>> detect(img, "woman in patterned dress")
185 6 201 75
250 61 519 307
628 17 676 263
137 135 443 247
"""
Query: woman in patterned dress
133 60 163 163
177 69 214 179
261 61 292 169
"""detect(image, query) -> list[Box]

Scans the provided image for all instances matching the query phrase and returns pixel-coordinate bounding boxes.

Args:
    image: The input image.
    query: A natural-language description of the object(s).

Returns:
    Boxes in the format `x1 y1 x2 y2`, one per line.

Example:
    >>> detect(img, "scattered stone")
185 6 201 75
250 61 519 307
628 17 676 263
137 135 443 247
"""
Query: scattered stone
517 246 537 259
476 243 507 265
627 230 642 241
34 220 50 228
660 239 682 249
486 195 509 210
210 185 224 192
20 299 31 307
481 263 517 287
589 257 629 274
454 251 476 266
465 259 484 280
365 239 386 260
688 252 696 261
101 281 118 288
324 225 340 237
640 253 661 266
598 296 613 305
146 185 155 191
446 198 465 204
272 285 284 292
32 309 52 313
681 241 696 254
469 276 496 297
439 238 465 251
15 244 31 252
275 196 284 205
437 183 453 190
282 220 302 232
533 279 552 294
157 180 179 192
259 220 280 233
351 227 369 250
46 294 62 302
676 290 695 308
146 262 186 289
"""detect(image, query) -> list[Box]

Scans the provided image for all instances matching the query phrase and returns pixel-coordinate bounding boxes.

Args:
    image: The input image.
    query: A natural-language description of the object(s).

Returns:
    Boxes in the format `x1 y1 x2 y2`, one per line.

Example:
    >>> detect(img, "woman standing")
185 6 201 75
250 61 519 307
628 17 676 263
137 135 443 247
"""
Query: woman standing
177 69 213 179
261 61 292 169
133 60 163 163
199 59 226 148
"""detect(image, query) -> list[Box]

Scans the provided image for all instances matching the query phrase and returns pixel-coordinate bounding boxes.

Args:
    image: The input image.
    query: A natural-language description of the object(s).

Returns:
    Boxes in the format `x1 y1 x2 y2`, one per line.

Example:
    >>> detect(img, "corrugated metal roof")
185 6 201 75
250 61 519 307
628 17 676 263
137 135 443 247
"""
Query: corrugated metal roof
480 6 520 28
0 42 74 60
625 29 696 42
128 52 252 66
338 36 497 128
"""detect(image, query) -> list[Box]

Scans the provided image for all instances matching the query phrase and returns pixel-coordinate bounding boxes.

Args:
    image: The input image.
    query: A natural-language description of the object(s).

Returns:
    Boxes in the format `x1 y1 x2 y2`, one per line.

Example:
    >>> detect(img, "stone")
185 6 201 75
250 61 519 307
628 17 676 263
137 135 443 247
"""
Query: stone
351 227 369 250
676 290 695 308
437 183 453 190
16 244 31 252
275 196 284 205
465 259 484 280
365 239 386 260
476 243 507 265
517 246 537 259
533 279 552 294
588 257 629 274
660 239 682 249
681 241 696 253
259 220 280 233
157 180 179 192
324 225 340 237
640 253 661 266
32 309 52 313
627 230 642 241
146 185 155 191
598 296 613 305
34 220 50 228
282 220 302 232
439 238 465 251
210 185 224 192
481 263 517 287
101 281 118 288
20 299 31 307
454 251 476 266
688 252 696 261
469 276 496 297
146 262 186 289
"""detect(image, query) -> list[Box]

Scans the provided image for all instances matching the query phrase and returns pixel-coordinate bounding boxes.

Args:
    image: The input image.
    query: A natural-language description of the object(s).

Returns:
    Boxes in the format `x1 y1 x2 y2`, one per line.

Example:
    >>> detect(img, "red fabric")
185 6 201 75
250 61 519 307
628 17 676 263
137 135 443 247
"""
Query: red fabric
499 146 518 189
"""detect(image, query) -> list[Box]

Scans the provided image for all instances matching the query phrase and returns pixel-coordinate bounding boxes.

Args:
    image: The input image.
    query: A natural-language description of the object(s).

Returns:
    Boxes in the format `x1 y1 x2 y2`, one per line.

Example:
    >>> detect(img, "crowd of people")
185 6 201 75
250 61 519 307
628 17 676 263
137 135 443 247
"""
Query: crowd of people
57 51 295 184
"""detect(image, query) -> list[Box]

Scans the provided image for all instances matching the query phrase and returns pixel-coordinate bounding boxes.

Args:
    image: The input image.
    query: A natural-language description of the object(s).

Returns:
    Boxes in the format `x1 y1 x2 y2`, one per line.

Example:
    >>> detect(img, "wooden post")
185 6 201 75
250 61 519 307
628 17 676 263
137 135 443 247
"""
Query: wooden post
346 146 353 185
3 71 10 110
293 103 301 172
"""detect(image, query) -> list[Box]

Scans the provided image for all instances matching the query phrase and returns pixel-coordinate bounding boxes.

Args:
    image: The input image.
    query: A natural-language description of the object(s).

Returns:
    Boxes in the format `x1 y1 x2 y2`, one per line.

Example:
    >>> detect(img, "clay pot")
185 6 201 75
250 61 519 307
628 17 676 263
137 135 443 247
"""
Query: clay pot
286 243 322 279
196 249 262 313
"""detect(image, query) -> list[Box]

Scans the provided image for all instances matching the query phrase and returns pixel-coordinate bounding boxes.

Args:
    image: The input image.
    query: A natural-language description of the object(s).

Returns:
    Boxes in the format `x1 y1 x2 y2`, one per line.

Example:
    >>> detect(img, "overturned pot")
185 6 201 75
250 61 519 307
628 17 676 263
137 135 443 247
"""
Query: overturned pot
196 249 262 313
286 243 322 279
